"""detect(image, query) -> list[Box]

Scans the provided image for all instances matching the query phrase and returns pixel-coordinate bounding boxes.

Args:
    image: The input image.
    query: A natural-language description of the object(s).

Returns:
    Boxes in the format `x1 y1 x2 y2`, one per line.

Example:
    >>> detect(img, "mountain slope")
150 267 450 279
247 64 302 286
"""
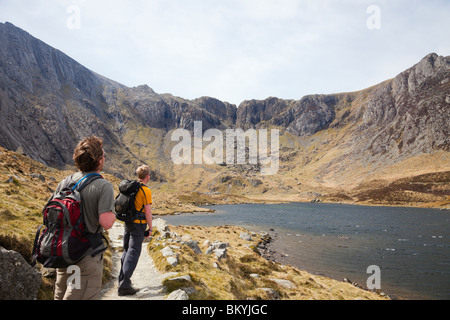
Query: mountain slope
0 21 449 207
0 21 127 168
0 22 236 172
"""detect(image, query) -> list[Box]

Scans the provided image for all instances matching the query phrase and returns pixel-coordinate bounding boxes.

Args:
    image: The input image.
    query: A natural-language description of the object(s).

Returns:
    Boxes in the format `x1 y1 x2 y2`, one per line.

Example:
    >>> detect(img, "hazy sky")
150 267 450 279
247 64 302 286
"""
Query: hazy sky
1 0 449 105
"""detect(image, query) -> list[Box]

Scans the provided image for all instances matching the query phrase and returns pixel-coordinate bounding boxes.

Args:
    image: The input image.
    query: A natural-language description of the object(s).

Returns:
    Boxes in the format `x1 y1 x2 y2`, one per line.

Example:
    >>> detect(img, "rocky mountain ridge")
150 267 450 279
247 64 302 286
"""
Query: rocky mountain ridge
0 21 449 205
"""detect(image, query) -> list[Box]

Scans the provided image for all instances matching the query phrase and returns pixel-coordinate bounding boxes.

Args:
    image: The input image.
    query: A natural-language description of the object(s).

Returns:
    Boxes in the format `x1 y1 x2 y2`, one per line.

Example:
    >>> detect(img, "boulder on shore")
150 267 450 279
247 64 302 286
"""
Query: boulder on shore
0 246 42 300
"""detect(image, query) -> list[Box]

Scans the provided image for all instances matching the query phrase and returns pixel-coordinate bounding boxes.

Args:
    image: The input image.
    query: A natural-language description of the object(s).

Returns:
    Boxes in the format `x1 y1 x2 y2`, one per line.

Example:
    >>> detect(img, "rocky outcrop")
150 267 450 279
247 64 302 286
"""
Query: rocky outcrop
236 95 337 136
193 96 237 127
236 97 295 129
166 289 189 300
0 246 42 300
116 87 233 132
354 53 450 162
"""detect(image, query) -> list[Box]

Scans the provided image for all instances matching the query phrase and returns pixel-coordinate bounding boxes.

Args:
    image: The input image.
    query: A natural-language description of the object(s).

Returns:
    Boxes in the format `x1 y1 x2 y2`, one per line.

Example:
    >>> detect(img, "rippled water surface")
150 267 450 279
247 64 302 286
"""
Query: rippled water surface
163 202 450 300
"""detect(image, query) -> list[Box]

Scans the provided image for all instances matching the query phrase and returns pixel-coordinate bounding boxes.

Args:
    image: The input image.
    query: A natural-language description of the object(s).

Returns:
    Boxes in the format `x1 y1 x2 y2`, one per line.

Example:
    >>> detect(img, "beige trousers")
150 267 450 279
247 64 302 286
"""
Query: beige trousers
54 254 103 300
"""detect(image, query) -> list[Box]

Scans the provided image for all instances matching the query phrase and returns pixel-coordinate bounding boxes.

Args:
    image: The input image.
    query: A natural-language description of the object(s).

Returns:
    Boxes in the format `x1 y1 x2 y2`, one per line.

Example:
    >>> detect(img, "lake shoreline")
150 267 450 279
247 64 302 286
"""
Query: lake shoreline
153 191 449 217
155 198 446 218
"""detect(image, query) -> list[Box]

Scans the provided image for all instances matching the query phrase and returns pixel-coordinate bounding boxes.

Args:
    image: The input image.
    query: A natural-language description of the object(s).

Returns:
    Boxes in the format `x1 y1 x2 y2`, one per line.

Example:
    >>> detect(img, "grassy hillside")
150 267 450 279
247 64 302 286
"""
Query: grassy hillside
146 127 450 209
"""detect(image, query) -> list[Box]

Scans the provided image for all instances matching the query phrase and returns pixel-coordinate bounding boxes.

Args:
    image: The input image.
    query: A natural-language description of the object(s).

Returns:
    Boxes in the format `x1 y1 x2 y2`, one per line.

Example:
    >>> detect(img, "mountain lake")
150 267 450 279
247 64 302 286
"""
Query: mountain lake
163 202 450 300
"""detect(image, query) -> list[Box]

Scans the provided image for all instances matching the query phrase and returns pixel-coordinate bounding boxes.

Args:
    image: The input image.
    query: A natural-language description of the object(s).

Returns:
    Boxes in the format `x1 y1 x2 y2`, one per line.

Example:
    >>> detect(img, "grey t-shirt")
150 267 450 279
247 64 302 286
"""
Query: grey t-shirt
53 172 115 234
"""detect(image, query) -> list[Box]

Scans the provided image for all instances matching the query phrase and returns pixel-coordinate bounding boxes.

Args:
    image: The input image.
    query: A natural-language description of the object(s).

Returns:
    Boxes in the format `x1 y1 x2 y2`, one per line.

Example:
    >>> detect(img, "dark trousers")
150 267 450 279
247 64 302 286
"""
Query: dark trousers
118 222 146 290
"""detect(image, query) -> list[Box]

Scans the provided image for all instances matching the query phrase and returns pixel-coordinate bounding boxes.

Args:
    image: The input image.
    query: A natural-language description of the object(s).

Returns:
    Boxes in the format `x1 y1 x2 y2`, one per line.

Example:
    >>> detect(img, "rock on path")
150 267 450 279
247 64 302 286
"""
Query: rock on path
99 222 168 300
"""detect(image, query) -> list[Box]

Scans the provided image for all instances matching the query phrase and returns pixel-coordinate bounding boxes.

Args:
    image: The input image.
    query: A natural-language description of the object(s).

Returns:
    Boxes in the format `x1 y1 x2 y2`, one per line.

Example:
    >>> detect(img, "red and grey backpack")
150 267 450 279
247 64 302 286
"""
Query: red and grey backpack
32 173 108 268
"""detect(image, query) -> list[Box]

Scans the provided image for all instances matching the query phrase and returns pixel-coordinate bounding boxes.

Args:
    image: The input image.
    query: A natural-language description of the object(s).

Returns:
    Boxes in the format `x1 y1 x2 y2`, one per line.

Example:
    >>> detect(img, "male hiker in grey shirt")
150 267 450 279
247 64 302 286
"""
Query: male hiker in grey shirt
53 136 116 300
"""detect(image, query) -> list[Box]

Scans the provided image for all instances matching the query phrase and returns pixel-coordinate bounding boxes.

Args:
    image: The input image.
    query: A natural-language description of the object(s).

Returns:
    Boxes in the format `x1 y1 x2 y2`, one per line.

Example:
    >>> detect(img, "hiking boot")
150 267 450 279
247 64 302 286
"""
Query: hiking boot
118 286 139 296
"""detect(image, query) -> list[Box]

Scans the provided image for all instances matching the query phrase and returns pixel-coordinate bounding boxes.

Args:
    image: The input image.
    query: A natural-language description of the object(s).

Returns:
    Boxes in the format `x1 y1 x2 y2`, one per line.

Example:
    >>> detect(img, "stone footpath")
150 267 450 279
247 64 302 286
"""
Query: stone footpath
99 222 172 300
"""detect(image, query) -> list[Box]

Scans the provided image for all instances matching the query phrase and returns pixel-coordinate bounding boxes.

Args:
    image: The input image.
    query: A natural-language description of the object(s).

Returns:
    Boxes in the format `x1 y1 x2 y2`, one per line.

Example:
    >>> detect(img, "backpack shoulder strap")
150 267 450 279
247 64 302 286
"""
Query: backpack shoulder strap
72 173 103 192
134 183 148 213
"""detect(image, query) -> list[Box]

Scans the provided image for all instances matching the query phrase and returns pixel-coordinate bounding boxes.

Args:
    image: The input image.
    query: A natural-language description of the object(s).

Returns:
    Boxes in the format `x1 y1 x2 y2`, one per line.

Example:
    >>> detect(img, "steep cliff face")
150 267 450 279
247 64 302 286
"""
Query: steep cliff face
193 96 237 127
236 97 294 129
0 22 128 167
226 53 449 193
237 53 449 164
379 53 449 152
0 22 235 169
236 95 338 136
114 86 233 132
348 53 450 168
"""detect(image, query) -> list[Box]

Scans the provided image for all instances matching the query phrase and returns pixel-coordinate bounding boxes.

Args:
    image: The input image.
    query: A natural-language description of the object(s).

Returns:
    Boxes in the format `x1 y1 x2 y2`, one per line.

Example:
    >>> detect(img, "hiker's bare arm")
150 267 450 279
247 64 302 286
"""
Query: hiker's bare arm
145 204 152 233
99 211 116 230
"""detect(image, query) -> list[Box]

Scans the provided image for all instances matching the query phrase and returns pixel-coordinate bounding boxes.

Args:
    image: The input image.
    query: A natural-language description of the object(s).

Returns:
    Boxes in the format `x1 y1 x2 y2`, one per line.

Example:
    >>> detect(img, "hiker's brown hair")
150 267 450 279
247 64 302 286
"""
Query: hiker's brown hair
73 136 104 172
136 165 151 180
